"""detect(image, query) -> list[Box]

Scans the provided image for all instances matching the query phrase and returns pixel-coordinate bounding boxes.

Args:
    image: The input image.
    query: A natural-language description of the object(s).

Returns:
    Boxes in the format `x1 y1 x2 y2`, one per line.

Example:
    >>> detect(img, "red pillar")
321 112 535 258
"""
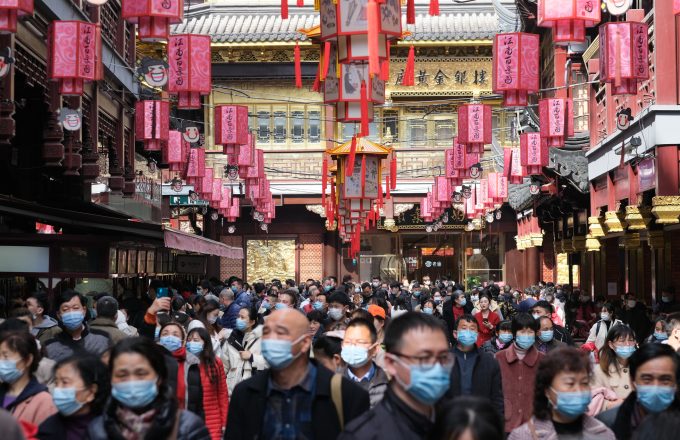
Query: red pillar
653 1 678 105
656 146 680 196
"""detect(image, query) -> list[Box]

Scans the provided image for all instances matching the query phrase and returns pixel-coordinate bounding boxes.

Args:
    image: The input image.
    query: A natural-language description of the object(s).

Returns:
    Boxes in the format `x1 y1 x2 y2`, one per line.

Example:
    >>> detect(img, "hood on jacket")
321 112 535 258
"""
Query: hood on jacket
33 315 58 330
0 377 48 408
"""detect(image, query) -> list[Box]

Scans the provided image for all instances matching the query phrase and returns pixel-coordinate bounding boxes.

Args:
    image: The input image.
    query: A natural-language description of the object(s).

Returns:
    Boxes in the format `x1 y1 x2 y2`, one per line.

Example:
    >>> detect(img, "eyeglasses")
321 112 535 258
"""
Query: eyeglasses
391 351 455 369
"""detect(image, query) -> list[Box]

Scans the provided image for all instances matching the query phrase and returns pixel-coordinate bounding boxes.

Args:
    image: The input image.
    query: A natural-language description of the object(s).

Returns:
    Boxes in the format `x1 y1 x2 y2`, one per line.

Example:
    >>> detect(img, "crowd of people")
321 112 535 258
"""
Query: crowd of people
0 275 680 439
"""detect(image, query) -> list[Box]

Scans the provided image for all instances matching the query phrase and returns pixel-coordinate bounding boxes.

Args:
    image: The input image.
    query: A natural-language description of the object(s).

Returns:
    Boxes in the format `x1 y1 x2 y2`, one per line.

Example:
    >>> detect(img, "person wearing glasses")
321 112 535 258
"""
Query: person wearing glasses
339 312 453 440
591 325 637 410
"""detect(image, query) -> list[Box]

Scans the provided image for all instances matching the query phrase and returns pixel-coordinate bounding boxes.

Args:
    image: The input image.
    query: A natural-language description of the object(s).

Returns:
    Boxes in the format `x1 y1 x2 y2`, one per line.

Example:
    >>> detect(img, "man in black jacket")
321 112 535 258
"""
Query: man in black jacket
444 315 504 417
224 308 369 440
442 290 473 344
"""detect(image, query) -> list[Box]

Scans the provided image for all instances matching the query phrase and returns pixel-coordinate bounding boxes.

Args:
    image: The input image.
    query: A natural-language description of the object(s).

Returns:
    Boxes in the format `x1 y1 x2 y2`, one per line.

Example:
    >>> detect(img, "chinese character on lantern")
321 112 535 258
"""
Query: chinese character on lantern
520 132 548 175
214 105 249 156
48 21 102 96
458 104 492 154
539 98 574 147
537 0 601 43
493 32 539 107
135 100 169 152
599 21 649 95
168 34 212 109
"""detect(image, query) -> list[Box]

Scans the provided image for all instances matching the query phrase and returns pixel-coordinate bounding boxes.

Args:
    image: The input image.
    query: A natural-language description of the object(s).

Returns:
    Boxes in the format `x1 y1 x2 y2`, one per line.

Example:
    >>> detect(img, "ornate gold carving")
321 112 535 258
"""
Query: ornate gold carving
585 234 601 252
246 239 296 281
515 235 525 251
625 206 652 231
531 232 544 248
652 196 680 224
604 211 627 234
383 218 398 232
588 216 605 238
622 233 641 250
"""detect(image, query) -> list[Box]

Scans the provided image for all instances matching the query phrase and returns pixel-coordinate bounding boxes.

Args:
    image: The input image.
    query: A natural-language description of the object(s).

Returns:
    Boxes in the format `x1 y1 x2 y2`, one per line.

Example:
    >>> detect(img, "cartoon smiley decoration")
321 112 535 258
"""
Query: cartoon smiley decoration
0 48 14 79
604 0 633 16
137 57 169 89
180 121 201 145
616 108 633 131
58 108 82 131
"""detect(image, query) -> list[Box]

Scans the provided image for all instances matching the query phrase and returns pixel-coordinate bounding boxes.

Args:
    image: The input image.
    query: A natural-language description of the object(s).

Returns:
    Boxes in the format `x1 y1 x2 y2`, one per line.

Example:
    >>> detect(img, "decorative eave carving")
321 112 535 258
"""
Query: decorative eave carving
547 147 589 193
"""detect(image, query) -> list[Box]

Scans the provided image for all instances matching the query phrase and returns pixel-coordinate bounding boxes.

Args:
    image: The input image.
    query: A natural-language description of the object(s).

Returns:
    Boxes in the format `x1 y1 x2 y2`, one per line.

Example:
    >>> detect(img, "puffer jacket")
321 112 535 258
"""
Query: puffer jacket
509 415 615 440
198 358 229 440
221 325 267 394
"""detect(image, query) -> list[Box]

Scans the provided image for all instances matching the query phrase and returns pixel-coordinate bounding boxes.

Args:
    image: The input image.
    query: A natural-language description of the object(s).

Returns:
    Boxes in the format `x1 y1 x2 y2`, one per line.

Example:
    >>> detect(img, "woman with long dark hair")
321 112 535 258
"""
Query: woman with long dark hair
186 327 229 440
88 337 209 440
592 324 636 410
221 304 266 394
190 300 226 356
157 321 200 411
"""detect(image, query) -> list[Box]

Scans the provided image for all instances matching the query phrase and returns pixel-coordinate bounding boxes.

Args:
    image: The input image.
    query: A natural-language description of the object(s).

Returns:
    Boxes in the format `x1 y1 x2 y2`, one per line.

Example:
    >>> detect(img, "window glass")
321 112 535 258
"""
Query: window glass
308 110 321 143
257 111 270 143
273 111 286 143
292 111 304 143
408 120 426 147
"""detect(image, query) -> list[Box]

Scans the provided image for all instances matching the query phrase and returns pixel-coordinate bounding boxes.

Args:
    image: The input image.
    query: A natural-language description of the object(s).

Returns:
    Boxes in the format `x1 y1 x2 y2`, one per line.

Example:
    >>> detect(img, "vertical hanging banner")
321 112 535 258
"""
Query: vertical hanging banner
599 21 649 95
135 100 170 152
520 132 547 175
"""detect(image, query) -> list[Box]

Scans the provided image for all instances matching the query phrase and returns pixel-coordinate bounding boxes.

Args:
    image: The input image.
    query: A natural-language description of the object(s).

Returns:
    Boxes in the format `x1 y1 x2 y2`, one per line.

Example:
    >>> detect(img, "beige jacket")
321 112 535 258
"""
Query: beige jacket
591 362 632 400
220 325 267 395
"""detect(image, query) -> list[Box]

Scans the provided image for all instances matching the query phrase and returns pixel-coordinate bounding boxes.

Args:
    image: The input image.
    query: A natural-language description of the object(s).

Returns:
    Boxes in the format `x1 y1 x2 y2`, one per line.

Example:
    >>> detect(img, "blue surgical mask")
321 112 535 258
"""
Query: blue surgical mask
313 301 324 311
434 297 442 305
423 307 433 315
186 341 204 355
551 389 592 418
208 315 218 325
539 330 554 343
61 311 85 331
112 380 159 409
324 285 332 292
341 345 370 368
398 361 451 405
90 308 97 319
329 308 344 321
0 359 23 384
457 329 478 347
516 334 536 349
471 295 479 303
615 345 636 359
498 333 513 344
636 385 677 413
274 303 287 310
261 301 271 310
413 291 421 297
654 332 669 341
458 298 467 307
235 318 248 331
261 335 305 370
231 286 239 294
52 387 84 416
159 335 183 352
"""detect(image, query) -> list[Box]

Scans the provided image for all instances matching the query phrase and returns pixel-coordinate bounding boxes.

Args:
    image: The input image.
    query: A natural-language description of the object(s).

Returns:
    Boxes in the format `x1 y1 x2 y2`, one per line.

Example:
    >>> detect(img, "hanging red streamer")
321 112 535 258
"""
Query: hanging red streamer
360 81 369 137
407 0 416 24
294 43 302 88
380 41 391 82
360 155 367 196
347 136 357 178
367 0 380 76
402 45 415 86
321 41 331 81
321 155 328 205
385 174 391 199
281 0 288 19
390 155 397 190
297 0 304 5
312 65 320 92
429 0 440 16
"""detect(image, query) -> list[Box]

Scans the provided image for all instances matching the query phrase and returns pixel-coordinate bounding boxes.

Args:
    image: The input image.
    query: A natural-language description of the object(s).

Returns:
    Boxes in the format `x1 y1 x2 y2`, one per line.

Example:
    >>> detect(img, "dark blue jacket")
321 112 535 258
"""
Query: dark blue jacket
219 301 242 329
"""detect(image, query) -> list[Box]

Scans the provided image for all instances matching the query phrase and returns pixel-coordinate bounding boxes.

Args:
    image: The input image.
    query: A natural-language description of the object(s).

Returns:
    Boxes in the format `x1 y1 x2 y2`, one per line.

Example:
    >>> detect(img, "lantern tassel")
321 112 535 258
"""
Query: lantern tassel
360 81 369 137
297 0 304 5
360 154 367 197
402 45 415 86
347 136 357 178
321 41 331 81
386 175 391 199
281 0 289 19
294 43 302 89
322 155 328 205
390 155 397 190
429 0 440 16
407 0 416 24
380 41 391 82
367 0 380 76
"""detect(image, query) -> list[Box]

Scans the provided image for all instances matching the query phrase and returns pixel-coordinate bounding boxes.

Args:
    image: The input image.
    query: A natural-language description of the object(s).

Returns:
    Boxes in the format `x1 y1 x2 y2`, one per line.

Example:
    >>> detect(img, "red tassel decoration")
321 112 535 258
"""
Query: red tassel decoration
367 0 380 76
402 45 415 86
281 0 288 19
429 0 439 16
321 155 328 205
360 81 369 137
380 41 391 82
312 64 320 92
294 43 302 89
297 0 303 5
360 154 367 196
385 174 391 199
321 41 331 81
377 181 383 206
346 136 357 178
390 155 397 190
407 0 416 24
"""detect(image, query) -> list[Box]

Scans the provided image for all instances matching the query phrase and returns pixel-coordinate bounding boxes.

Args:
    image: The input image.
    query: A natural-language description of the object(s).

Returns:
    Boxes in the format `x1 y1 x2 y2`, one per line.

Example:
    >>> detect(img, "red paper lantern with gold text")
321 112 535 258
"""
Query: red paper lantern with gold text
168 34 212 110
504 147 524 184
520 132 548 175
163 130 184 172
458 104 492 154
493 33 540 107
48 21 102 96
214 105 249 156
0 0 33 34
122 0 183 42
135 100 169 152
185 147 206 187
599 22 649 95
537 0 601 44
675 0 680 15
538 98 574 147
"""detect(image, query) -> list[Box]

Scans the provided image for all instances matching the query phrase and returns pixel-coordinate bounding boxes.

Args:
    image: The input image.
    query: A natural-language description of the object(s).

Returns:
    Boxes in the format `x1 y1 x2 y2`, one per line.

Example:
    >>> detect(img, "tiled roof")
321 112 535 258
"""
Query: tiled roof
172 5 501 44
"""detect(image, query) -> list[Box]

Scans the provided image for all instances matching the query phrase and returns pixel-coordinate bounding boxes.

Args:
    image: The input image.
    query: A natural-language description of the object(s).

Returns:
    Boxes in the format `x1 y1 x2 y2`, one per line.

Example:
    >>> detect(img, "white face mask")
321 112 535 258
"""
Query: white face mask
627 300 636 308
601 312 611 322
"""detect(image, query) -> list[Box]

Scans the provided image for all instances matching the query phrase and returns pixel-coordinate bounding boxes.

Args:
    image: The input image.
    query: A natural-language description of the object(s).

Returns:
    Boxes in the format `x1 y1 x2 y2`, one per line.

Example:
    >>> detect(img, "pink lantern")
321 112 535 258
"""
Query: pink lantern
445 148 462 186
599 22 649 95
214 105 249 155
493 33 540 107
520 132 548 175
458 104 492 154
227 197 240 222
504 147 524 184
537 0 601 43
675 0 680 15
48 21 102 96
168 34 212 109
211 178 222 203
452 137 480 178
122 0 183 42
185 147 206 184
200 168 213 198
539 98 574 147
163 130 184 172
0 0 33 34
135 100 169 152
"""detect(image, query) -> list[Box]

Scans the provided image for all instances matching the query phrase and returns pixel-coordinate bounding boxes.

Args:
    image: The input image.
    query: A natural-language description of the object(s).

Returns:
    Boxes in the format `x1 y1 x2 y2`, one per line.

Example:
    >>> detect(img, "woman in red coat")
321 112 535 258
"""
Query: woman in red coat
186 327 229 440
474 294 501 347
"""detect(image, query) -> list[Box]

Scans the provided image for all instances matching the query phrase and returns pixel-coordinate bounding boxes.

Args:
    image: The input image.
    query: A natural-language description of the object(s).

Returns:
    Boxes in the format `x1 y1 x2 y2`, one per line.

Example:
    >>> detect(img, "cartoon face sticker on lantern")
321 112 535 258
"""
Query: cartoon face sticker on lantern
530 181 541 195
462 185 472 199
182 124 201 144
469 163 482 179
0 48 15 79
604 0 632 16
59 108 82 131
616 108 634 131
171 177 183 192
226 164 239 181
188 190 199 201
138 57 169 88
452 191 463 204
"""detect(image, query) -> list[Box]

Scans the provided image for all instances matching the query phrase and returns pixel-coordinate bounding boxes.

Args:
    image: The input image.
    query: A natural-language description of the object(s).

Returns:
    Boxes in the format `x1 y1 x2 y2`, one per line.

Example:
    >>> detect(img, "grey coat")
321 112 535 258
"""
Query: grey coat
509 416 616 440
43 326 111 362
343 362 389 409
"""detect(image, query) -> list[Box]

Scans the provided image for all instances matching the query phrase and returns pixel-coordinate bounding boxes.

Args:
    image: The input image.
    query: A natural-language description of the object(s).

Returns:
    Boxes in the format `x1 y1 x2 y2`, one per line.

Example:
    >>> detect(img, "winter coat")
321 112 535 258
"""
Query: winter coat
224 359 370 440
473 310 501 347
0 409 25 440
482 336 510 355
88 317 128 345
508 415 615 440
342 362 389 409
0 377 57 427
37 412 96 440
591 361 632 400
620 303 652 343
220 325 267 395
586 319 624 350
442 298 473 344
43 326 111 362
31 316 58 342
197 359 229 440
218 302 241 330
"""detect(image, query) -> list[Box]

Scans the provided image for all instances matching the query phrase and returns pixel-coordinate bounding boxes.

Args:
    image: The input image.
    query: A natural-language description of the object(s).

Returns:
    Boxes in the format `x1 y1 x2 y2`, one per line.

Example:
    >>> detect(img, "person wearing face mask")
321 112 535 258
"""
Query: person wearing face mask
193 300 227 356
227 278 252 310
89 338 209 440
535 316 566 354
657 286 680 318
509 347 616 440
444 315 504 417
586 303 623 351
482 320 514 354
221 305 266 395
37 355 109 440
0 330 57 428
597 344 680 440
620 293 652 343
496 313 544 434
225 308 369 439
325 292 351 330
157 321 202 412
43 290 111 363
371 277 382 294
591 325 637 408
341 318 389 408
218 288 241 330
646 318 670 344
26 293 59 344
442 290 473 345
338 313 452 440
474 294 501 347
409 283 423 311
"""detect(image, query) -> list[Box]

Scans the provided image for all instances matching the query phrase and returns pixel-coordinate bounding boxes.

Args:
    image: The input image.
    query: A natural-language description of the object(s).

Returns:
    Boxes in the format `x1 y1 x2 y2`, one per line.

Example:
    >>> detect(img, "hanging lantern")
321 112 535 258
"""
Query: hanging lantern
319 0 402 48
538 98 574 147
48 21 102 96
227 197 240 222
135 100 169 152
214 105 249 155
121 0 183 43
168 34 212 109
445 148 462 186
211 178 222 205
520 132 548 175
537 0 601 44
599 21 649 95
504 147 524 184
492 32 540 107
675 0 680 15
452 137 480 178
0 0 33 34
325 63 385 105
458 104 492 154
200 168 214 198
185 147 206 186
163 130 184 172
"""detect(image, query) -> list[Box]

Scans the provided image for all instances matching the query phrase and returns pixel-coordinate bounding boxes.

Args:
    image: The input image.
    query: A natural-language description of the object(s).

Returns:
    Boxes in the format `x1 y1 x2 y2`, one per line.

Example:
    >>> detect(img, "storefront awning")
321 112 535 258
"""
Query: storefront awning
163 228 243 259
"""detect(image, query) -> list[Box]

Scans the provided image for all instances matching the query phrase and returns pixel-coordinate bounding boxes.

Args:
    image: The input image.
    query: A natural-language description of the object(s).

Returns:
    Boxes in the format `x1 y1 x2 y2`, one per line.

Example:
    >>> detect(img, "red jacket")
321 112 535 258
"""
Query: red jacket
200 357 230 440
474 311 500 347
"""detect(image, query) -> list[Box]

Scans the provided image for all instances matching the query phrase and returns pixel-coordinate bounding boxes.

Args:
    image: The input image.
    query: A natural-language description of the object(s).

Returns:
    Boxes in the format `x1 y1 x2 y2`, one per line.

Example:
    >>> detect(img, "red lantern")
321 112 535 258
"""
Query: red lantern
675 0 680 15
457 104 492 154
214 105 249 154
537 0 601 43
520 132 548 175
200 168 213 198
168 34 212 110
493 33 539 107
227 197 240 222
163 130 184 172
0 0 33 34
599 22 649 95
504 147 524 184
122 0 183 42
48 21 102 96
135 100 169 152
452 137 479 178
539 98 574 147
185 147 206 185
319 0 401 44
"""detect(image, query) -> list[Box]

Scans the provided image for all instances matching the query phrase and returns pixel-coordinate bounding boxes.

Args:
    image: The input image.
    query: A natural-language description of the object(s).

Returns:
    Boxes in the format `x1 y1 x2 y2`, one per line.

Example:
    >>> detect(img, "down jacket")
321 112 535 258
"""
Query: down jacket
197 358 230 440
221 325 267 395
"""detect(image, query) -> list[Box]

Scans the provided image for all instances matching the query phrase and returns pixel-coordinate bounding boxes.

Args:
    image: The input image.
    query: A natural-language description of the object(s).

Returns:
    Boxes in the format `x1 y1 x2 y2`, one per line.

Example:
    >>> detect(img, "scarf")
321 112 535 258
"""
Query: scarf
115 406 156 440
171 347 187 409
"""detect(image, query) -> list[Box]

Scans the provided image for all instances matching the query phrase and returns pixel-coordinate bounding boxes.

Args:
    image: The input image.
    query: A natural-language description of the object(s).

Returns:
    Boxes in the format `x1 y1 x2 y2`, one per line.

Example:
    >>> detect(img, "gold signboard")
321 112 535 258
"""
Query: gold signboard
246 239 296 281
388 57 493 97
